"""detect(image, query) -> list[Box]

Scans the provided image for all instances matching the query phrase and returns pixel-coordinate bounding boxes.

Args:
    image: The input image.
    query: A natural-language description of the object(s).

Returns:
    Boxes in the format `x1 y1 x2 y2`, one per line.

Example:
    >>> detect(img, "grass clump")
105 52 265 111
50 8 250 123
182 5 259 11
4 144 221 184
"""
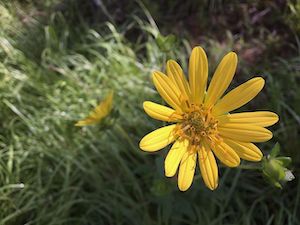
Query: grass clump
0 1 299 225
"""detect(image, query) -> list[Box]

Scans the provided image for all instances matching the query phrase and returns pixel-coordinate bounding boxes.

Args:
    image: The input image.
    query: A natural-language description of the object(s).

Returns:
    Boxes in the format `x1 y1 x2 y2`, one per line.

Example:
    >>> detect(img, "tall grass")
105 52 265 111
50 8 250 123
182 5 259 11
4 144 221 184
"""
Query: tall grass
0 1 299 224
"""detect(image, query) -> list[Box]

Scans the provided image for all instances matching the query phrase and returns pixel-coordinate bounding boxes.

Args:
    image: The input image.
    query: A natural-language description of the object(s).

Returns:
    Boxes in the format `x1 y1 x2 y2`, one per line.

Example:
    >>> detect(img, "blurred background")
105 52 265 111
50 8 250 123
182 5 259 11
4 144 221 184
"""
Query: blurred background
0 0 299 224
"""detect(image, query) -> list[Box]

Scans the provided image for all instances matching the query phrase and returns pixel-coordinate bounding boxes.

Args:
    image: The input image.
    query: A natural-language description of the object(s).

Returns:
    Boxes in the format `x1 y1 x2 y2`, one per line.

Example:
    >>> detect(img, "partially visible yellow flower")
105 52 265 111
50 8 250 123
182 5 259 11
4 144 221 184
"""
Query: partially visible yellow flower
75 91 113 127
139 46 279 191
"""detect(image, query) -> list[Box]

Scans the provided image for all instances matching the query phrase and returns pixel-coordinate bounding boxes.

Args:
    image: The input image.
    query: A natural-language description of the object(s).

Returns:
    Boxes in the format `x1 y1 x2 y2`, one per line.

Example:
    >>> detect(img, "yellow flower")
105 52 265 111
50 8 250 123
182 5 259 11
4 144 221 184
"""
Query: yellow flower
139 47 279 191
75 91 113 126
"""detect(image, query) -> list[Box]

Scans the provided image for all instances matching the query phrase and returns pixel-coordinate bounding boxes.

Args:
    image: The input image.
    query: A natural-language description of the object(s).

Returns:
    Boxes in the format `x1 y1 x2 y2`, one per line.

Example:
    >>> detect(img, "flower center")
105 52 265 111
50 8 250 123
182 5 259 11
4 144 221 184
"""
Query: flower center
176 105 219 146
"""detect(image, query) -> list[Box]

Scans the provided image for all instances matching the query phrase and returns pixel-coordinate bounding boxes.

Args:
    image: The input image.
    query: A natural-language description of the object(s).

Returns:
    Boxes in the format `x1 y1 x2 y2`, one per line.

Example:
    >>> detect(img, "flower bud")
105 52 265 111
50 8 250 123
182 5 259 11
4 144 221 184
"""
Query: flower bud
262 143 294 188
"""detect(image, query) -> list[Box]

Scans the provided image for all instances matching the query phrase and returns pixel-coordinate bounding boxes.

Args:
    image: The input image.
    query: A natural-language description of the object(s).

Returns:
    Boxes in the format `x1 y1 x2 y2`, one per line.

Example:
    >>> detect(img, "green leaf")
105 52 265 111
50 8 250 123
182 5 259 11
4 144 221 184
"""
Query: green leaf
270 142 280 157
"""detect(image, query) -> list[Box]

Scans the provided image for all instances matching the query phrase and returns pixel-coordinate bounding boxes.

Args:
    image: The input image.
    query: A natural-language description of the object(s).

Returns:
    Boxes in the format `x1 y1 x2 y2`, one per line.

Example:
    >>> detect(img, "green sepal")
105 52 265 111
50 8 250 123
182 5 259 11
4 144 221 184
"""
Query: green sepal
262 157 286 187
270 142 280 157
276 157 292 167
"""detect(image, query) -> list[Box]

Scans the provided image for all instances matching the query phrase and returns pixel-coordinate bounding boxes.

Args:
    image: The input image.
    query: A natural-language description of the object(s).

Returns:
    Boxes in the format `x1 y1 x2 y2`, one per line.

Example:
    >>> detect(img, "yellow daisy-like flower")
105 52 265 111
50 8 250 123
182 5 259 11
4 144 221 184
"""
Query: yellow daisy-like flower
75 91 113 126
139 46 279 191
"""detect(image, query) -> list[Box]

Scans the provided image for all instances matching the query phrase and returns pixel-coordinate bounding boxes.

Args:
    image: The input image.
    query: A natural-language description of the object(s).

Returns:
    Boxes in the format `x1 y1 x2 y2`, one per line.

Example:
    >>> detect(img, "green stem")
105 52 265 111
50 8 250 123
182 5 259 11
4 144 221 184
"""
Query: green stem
236 164 262 170
115 124 137 151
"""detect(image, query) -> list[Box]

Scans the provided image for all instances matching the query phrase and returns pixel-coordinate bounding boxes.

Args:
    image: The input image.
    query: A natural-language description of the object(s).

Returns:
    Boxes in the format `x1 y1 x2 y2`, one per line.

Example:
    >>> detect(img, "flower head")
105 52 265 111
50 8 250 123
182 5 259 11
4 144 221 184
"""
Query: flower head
140 46 279 191
75 91 113 126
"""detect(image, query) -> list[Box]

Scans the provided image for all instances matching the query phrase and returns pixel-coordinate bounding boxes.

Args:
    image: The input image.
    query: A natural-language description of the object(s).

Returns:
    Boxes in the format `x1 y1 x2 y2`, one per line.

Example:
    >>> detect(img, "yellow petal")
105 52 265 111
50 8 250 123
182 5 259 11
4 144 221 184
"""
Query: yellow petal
205 52 238 108
165 139 188 177
217 111 279 127
212 77 265 116
211 141 240 167
75 91 113 126
139 125 177 152
140 124 176 152
198 144 218 190
224 139 263 161
166 60 191 102
178 151 197 191
189 46 208 104
143 101 182 122
75 118 96 126
152 71 183 112
218 123 273 143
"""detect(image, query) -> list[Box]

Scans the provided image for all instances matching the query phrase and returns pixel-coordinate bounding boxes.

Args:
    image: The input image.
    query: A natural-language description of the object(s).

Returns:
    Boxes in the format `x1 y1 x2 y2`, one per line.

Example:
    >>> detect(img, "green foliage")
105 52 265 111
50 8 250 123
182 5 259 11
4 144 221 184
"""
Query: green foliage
285 0 300 34
0 0 299 225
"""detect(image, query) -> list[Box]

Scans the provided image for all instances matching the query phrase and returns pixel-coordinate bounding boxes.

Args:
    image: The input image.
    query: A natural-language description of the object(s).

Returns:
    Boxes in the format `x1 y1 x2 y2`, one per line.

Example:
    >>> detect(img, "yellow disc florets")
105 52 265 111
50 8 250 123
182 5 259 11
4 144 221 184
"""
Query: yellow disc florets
175 104 220 146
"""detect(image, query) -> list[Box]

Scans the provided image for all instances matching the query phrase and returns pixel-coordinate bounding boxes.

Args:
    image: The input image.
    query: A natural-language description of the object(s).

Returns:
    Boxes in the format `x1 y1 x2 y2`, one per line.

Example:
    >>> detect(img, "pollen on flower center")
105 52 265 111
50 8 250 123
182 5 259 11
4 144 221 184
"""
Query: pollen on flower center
176 105 219 146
